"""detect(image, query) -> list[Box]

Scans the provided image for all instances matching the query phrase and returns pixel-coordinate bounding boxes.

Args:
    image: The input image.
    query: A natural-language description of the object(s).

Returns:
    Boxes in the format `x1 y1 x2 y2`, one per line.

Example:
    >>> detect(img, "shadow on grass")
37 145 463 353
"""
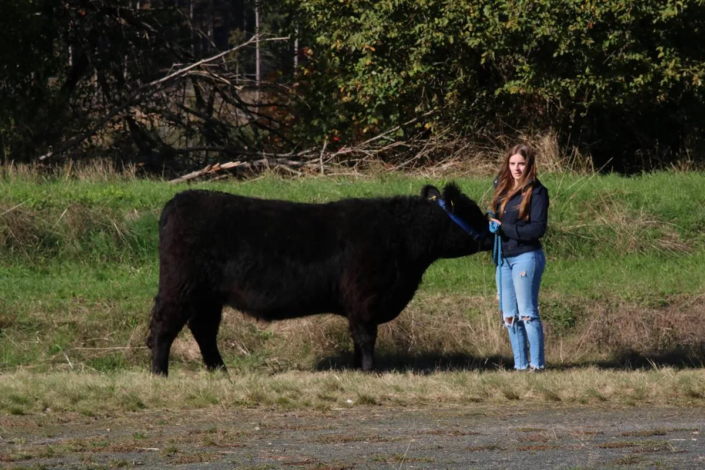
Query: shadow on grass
314 346 705 374
591 347 705 370
315 352 514 374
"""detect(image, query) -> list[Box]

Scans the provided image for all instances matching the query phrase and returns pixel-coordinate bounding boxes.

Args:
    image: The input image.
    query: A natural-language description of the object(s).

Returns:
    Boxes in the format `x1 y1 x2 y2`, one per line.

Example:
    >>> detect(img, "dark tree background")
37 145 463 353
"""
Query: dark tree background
2 0 705 173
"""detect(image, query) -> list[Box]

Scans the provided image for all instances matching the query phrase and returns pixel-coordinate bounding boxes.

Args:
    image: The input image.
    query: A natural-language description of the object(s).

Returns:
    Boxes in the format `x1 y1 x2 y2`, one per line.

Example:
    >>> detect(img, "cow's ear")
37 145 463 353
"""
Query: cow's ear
421 185 441 202
442 182 464 213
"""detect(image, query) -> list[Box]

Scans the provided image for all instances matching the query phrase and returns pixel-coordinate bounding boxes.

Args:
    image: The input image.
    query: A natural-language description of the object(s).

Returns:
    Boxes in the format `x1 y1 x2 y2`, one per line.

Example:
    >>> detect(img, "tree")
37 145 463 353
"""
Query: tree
1 0 294 172
286 0 705 169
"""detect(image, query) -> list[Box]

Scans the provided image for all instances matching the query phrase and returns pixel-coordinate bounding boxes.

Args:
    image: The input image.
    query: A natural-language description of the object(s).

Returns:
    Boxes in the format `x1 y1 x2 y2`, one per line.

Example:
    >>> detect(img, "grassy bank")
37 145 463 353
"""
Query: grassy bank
1 170 704 376
1 368 703 416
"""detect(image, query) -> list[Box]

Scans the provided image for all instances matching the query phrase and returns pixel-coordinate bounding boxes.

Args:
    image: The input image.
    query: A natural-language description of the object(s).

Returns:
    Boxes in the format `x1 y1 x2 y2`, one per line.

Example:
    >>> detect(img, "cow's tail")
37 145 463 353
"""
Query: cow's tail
158 195 179 236
146 293 160 350
148 196 177 350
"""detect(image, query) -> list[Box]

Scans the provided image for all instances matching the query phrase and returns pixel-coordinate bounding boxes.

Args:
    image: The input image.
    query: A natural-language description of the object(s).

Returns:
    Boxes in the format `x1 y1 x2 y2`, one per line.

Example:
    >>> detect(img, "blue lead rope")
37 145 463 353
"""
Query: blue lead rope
437 199 488 241
488 212 503 315
434 198 500 314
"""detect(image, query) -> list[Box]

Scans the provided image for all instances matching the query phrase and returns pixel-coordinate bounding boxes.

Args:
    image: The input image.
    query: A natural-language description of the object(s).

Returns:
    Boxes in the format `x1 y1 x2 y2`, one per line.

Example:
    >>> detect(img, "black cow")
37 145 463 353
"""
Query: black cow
147 183 491 375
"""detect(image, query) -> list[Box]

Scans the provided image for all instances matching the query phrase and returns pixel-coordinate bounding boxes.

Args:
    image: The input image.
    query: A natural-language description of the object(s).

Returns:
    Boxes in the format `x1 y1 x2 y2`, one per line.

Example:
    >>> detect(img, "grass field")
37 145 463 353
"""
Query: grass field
2 368 704 417
1 168 704 415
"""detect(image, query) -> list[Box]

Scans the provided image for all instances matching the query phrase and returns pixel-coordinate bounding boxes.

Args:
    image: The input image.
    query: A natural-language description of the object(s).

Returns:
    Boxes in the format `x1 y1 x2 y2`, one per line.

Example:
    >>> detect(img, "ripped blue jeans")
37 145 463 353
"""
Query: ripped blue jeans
496 249 546 370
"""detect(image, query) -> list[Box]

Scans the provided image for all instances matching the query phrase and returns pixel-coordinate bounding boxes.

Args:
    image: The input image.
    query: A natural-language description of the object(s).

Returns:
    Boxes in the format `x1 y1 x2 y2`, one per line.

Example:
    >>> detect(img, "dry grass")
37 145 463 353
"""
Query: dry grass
201 293 705 372
3 292 704 375
311 129 592 179
470 130 595 174
586 190 690 254
385 130 596 179
249 294 509 370
566 297 705 363
0 367 702 417
1 130 593 185
1 159 141 183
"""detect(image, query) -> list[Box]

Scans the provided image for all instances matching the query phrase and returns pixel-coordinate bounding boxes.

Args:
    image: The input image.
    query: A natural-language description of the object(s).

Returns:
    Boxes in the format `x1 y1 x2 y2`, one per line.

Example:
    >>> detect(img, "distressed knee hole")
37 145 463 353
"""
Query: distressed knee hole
522 316 532 323
520 271 527 277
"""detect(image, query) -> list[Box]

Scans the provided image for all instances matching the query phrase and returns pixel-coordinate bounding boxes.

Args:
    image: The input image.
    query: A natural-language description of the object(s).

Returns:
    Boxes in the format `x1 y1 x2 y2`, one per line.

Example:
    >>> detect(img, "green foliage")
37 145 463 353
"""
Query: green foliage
541 299 579 334
289 0 705 167
4 1 704 169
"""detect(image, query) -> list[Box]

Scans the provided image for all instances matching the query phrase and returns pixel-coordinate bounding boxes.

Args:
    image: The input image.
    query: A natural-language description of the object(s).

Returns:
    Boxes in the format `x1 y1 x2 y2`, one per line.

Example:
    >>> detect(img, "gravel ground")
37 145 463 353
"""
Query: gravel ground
1 405 703 469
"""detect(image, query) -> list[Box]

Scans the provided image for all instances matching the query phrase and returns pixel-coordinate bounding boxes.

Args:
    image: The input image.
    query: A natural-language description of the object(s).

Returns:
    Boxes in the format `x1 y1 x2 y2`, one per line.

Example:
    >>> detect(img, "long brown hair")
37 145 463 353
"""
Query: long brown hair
492 144 537 221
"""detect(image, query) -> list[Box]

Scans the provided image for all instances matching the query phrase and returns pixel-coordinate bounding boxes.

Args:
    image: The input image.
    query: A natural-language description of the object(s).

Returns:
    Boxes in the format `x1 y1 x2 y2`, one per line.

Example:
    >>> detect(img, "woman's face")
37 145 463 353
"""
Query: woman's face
509 153 527 182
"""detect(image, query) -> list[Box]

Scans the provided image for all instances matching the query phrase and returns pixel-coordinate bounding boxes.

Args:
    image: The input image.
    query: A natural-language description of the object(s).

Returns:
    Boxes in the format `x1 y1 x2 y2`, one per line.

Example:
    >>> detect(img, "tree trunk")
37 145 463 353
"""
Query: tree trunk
255 1 261 104
189 0 194 57
208 0 215 53
294 27 299 76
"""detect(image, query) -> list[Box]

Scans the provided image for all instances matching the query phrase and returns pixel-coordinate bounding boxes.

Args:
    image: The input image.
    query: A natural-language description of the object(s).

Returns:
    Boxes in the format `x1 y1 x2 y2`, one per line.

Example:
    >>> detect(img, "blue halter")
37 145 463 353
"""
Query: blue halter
488 211 504 315
436 199 489 242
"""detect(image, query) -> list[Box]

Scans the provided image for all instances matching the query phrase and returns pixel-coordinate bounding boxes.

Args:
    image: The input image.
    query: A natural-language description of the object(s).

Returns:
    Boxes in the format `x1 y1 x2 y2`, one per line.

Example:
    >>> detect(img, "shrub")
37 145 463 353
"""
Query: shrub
289 0 705 169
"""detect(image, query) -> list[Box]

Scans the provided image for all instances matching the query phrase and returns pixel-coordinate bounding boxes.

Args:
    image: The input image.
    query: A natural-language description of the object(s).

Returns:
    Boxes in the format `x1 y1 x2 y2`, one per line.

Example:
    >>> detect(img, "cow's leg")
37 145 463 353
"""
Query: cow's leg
188 303 226 373
148 298 190 377
353 342 363 369
350 321 378 371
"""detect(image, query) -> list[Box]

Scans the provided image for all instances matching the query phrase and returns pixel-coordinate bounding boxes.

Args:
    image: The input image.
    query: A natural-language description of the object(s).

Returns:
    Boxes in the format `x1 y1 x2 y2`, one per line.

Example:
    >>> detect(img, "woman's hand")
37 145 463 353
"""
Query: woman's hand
489 218 502 225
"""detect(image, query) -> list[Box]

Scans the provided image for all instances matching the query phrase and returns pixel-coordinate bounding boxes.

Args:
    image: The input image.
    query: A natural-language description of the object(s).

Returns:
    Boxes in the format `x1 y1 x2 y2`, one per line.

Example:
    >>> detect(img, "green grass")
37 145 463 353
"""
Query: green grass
3 172 703 292
1 171 705 373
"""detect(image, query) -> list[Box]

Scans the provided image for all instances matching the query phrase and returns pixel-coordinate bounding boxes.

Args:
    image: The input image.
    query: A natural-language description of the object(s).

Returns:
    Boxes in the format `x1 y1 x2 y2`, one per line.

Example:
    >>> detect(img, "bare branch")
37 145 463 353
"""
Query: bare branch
38 35 289 161
168 158 311 184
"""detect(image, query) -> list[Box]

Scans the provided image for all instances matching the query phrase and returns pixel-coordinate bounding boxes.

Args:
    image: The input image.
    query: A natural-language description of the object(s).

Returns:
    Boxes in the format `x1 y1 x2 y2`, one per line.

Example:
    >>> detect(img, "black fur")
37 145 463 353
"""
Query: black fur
147 183 491 375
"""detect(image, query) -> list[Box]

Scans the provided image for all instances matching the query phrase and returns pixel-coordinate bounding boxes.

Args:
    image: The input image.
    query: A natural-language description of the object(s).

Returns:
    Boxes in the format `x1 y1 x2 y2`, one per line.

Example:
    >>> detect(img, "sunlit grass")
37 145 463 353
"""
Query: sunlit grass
1 171 704 373
0 368 702 416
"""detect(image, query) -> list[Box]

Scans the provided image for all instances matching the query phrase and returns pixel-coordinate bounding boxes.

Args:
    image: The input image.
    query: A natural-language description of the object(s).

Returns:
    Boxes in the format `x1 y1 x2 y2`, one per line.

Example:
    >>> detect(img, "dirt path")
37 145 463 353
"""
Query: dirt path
2 406 703 469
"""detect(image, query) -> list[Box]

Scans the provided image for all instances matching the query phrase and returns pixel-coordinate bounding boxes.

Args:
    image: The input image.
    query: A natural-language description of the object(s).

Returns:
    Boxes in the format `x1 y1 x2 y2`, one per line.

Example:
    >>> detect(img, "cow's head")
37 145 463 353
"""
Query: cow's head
421 183 493 253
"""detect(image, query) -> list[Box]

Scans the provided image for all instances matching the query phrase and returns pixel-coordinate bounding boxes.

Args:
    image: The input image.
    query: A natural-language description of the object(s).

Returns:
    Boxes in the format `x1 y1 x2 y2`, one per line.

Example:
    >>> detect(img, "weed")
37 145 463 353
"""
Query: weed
107 459 131 468
597 440 673 453
466 443 501 452
516 427 545 432
316 434 387 444
421 429 482 436
119 392 146 412
500 386 521 401
515 444 562 451
519 433 551 443
612 455 645 466
161 443 179 457
393 454 433 463
355 394 378 406
597 441 640 449
536 385 562 402
621 429 667 437
9 406 26 415
168 452 215 465
585 387 608 402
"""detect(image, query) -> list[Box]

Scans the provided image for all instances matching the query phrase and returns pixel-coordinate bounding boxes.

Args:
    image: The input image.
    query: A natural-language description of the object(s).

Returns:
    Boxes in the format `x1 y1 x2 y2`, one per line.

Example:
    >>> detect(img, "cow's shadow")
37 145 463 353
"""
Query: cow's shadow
314 352 514 374
314 347 705 373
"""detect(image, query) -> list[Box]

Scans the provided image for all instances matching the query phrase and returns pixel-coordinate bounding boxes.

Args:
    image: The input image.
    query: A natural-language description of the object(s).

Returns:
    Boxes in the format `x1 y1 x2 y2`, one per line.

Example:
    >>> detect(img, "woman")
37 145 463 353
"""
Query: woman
489 144 549 371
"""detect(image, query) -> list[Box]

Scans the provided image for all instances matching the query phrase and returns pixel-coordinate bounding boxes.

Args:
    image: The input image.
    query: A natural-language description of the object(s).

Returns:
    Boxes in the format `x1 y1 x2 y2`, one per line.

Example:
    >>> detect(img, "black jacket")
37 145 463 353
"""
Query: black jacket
492 177 549 258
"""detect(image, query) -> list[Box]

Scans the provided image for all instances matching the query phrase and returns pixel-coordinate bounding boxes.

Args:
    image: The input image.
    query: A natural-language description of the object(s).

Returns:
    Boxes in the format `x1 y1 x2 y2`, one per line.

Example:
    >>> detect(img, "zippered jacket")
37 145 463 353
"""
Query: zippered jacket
492 177 549 258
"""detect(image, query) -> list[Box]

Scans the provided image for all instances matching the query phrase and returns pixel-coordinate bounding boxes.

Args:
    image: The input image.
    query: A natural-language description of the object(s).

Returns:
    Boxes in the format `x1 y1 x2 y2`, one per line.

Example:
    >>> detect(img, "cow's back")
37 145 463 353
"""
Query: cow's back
158 190 403 320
